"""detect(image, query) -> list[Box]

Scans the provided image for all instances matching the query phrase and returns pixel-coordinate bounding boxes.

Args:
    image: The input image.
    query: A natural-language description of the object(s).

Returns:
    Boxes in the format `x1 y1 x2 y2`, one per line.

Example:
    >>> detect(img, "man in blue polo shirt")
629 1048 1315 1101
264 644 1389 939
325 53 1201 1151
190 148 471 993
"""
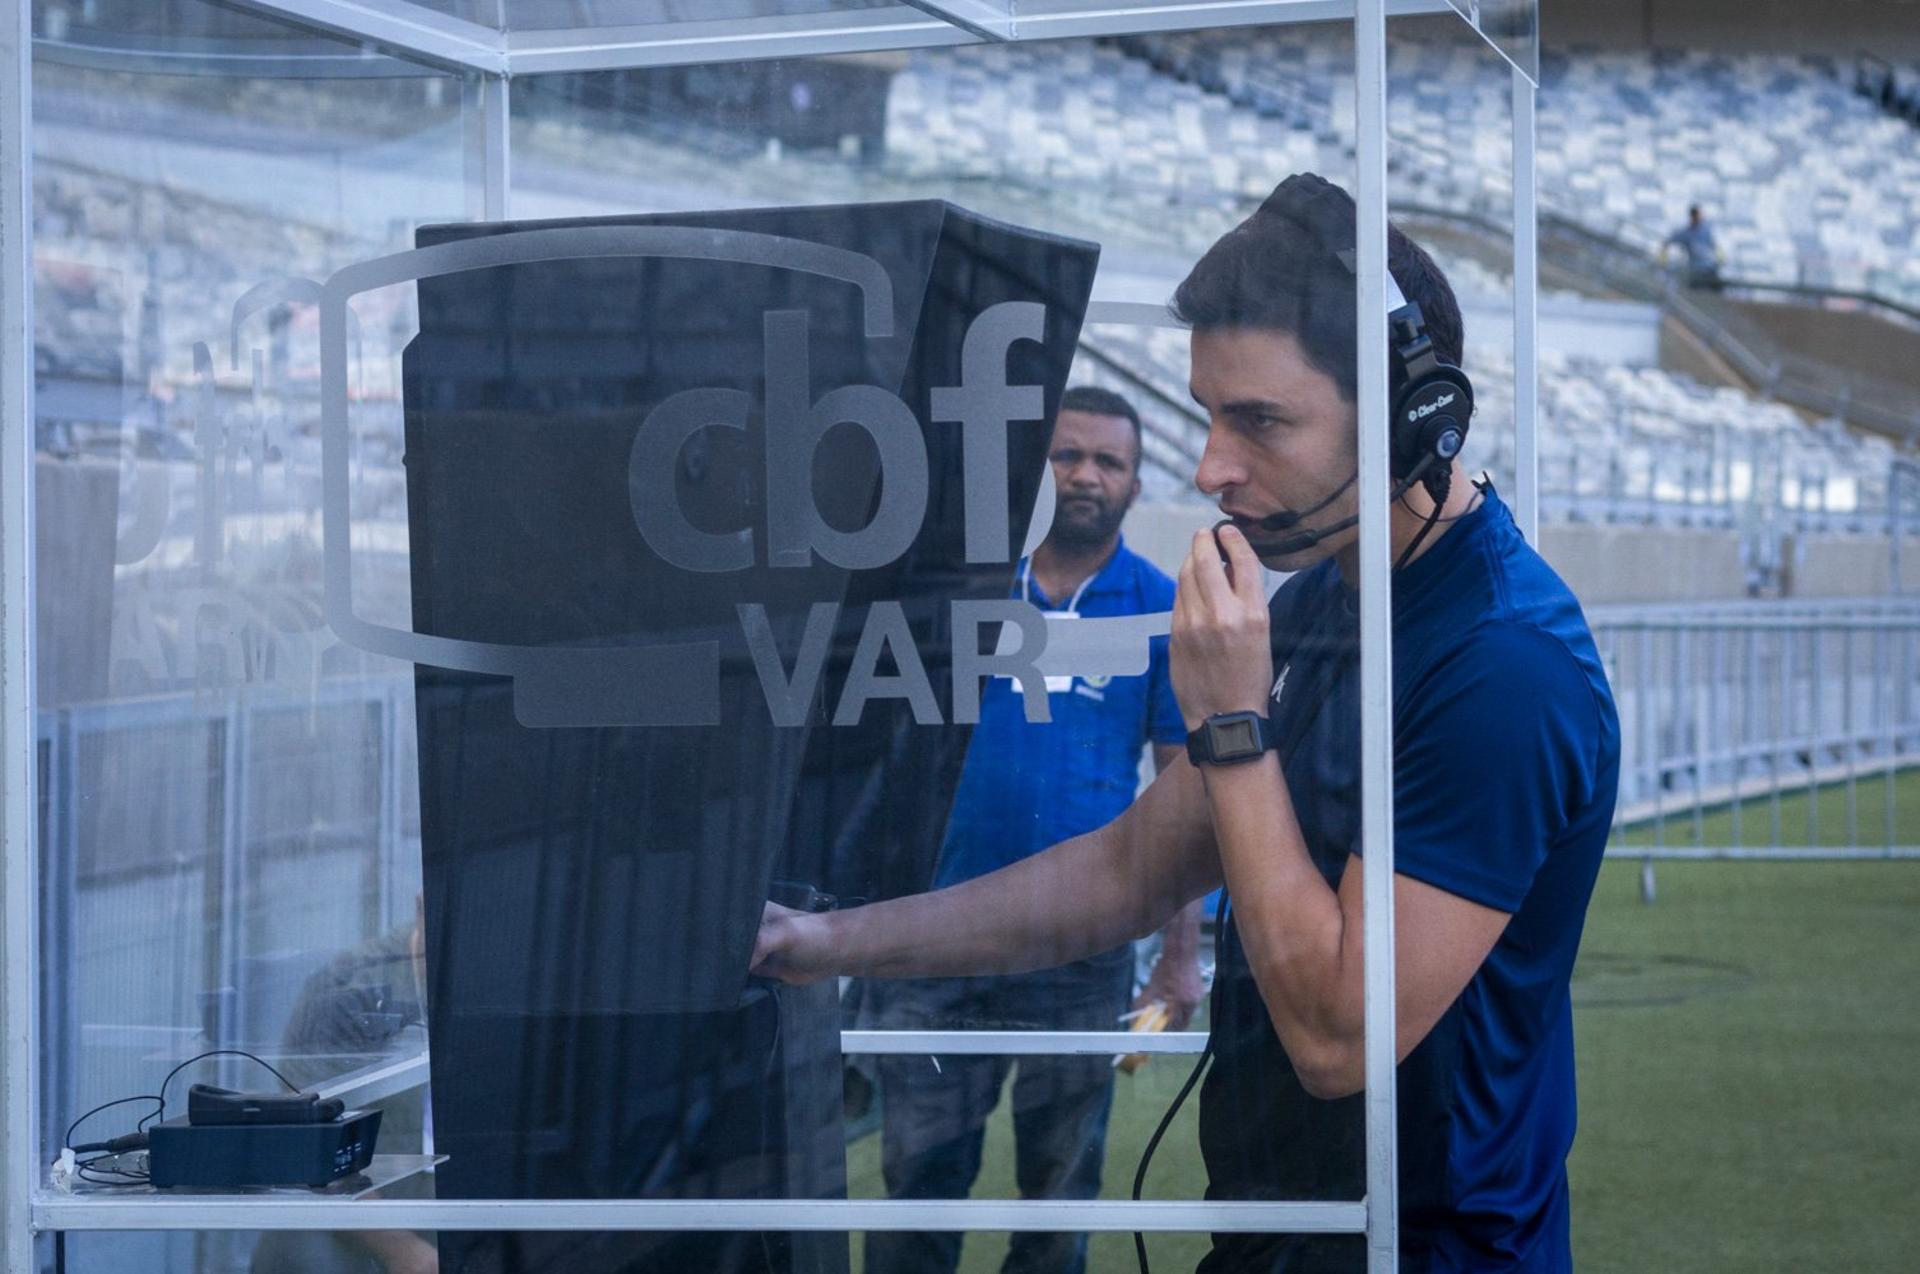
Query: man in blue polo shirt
758 177 1619 1271
863 385 1201 1274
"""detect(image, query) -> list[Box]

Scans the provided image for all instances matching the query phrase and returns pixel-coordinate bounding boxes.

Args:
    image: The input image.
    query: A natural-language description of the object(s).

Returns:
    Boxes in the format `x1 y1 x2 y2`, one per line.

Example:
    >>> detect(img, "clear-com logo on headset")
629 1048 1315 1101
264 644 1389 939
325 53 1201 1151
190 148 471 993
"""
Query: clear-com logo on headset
318 225 1164 729
1408 391 1456 424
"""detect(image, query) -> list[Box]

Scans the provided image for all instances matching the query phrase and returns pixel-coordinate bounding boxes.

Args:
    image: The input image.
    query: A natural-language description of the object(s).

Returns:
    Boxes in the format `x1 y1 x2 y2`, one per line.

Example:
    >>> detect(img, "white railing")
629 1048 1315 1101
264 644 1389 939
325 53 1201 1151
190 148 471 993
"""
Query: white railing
1591 599 1920 903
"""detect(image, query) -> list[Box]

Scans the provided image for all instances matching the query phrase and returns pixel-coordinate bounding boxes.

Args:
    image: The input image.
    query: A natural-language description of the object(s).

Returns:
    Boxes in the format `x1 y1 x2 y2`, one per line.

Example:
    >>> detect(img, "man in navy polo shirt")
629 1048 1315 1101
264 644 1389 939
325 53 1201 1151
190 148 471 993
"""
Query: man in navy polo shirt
863 385 1202 1274
758 178 1619 1271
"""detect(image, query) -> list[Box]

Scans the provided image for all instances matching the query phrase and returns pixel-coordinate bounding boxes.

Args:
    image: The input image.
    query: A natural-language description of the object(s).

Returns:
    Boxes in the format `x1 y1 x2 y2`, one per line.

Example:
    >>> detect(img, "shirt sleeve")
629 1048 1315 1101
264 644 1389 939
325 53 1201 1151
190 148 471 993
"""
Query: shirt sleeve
1385 621 1601 913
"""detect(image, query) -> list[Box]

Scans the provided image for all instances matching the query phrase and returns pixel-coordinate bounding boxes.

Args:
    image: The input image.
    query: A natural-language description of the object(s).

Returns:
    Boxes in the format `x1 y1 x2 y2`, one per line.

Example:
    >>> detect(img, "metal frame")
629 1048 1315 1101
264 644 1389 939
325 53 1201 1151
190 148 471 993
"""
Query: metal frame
504 2 1448 76
2 0 36 1270
1595 603 1920 889
898 0 1017 43
0 0 1544 1265
214 0 507 74
1354 2 1399 1268
39 1195 1369 1233
480 73 511 222
842 1029 1207 1053
218 1 1452 76
1511 65 1539 545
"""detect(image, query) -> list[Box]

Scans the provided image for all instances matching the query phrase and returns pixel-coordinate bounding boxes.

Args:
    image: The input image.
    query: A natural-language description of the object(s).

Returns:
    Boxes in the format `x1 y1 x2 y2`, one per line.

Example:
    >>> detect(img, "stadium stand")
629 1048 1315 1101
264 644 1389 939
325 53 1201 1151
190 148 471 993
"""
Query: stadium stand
1076 310 1896 541
1855 53 1920 128
1114 27 1920 308
29 34 1912 548
880 39 1334 256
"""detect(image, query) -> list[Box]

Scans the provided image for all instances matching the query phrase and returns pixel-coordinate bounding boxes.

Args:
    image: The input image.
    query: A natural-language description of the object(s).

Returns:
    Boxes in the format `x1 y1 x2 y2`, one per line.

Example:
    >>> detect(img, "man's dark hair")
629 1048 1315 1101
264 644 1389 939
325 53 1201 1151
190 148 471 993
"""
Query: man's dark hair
1168 175 1464 403
1058 384 1143 470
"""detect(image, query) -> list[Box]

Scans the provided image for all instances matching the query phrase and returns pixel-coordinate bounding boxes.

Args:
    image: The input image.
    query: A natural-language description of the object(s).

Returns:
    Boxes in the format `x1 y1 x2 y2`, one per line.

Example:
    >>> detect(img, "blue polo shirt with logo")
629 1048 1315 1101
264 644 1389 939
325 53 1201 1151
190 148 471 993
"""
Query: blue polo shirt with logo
934 536 1185 889
1198 486 1620 1272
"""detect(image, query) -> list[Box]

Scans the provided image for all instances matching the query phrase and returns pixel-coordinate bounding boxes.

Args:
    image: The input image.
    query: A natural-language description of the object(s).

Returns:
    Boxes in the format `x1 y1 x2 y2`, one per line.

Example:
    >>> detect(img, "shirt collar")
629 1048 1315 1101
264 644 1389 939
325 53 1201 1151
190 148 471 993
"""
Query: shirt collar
1020 534 1131 609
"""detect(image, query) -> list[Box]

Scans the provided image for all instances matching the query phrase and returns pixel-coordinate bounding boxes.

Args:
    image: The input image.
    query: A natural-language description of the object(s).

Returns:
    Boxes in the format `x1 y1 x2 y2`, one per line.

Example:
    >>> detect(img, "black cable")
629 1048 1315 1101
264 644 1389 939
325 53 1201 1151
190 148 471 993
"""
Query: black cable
1130 1039 1214 1274
1129 594 1357 1269
1393 469 1486 529
75 1152 151 1186
758 983 784 1274
1132 889 1233 1274
1129 548 1372 1272
141 1048 300 1134
1394 468 1451 572
62 1047 301 1193
65 1094 161 1153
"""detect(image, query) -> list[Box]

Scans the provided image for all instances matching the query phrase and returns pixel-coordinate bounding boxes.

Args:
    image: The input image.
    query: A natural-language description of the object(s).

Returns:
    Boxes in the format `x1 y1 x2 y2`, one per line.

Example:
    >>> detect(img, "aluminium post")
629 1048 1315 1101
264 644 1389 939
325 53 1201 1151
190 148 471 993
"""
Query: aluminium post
1511 66 1538 544
463 72 511 222
483 73 509 221
1354 1 1399 1270
2 0 40 1269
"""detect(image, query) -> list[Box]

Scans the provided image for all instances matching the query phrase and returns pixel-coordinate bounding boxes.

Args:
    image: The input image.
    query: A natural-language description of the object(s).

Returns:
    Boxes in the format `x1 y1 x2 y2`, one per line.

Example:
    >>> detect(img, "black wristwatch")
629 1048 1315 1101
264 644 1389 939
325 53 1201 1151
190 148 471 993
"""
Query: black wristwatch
1185 711 1281 766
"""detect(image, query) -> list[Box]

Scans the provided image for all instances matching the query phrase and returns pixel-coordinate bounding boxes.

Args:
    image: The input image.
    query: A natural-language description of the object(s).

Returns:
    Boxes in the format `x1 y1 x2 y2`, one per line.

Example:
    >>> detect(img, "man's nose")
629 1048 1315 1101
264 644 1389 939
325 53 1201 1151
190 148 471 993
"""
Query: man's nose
1064 458 1102 490
1193 427 1240 497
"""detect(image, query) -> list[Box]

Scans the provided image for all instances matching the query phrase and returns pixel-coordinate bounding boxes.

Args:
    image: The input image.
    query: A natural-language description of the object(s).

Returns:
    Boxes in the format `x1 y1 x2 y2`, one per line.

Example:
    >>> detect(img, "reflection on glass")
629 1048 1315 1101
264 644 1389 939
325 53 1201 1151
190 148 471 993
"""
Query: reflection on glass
21 4 1595 1269
1443 0 1539 81
396 201 1094 1268
407 0 908 32
848 381 1200 1273
32 5 461 1271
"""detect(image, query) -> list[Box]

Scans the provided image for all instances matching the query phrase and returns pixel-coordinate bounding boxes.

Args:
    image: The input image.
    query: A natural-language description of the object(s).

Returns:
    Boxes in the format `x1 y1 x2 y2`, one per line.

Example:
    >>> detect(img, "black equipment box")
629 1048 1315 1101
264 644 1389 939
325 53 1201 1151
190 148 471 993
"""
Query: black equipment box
147 1109 382 1188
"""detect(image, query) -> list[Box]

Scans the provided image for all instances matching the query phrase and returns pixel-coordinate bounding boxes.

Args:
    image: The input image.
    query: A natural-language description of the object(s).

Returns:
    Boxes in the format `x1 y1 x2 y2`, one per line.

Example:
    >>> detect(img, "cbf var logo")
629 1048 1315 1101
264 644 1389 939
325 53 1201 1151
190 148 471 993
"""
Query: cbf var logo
317 224 1158 728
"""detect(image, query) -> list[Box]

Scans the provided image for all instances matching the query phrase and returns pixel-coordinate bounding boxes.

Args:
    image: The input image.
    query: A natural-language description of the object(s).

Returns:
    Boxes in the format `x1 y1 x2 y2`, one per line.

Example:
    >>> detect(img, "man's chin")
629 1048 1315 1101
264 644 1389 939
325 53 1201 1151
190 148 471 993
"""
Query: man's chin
1251 549 1309 573
1048 515 1120 549
1245 537 1328 574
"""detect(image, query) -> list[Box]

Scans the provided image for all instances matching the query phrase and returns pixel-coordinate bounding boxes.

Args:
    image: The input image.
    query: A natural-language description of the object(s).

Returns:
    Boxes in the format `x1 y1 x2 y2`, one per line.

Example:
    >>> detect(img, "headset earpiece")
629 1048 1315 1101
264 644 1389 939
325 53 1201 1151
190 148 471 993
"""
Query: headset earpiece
1387 302 1473 496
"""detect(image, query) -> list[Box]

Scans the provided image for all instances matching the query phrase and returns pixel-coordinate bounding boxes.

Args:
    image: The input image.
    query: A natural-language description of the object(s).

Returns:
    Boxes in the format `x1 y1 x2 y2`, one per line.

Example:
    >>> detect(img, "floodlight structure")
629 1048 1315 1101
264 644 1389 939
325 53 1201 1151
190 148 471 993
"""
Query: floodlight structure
0 2 1542 1272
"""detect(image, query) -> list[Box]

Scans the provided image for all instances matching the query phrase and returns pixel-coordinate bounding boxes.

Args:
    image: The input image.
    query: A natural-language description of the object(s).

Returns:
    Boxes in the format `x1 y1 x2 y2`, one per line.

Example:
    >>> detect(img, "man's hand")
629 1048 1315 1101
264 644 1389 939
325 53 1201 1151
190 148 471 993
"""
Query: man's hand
1172 524 1274 730
345 1203 439 1274
378 1235 439 1274
1132 952 1206 1030
750 901 838 985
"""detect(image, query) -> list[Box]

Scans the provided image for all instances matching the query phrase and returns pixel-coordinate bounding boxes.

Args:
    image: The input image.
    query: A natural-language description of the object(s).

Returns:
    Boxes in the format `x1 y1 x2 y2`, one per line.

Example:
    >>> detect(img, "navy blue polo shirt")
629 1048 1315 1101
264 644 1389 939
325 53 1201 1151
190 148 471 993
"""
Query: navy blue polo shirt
1198 486 1620 1273
934 537 1185 888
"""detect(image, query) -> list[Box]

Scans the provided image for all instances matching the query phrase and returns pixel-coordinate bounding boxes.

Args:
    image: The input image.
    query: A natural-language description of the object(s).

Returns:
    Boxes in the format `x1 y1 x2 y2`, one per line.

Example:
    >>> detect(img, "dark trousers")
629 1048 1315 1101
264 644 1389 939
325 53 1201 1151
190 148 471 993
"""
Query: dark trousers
860 950 1134 1274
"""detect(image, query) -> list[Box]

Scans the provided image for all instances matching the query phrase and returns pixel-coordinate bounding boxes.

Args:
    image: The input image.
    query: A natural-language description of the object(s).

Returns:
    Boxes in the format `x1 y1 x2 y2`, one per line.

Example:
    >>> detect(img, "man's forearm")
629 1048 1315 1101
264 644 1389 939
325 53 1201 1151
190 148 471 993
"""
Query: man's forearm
819 761 1221 980
1158 896 1204 965
823 836 1134 978
1200 755 1356 1081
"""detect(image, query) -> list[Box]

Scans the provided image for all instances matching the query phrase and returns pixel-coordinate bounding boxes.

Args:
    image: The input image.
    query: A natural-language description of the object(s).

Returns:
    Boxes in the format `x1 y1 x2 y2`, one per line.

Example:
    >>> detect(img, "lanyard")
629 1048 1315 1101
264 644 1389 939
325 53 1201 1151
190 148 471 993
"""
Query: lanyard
1019 557 1097 615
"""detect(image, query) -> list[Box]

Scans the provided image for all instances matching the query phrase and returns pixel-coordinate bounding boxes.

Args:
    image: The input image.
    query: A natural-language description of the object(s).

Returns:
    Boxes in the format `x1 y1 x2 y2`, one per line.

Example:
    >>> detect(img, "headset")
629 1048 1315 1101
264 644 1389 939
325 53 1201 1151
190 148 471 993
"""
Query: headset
1232 173 1476 565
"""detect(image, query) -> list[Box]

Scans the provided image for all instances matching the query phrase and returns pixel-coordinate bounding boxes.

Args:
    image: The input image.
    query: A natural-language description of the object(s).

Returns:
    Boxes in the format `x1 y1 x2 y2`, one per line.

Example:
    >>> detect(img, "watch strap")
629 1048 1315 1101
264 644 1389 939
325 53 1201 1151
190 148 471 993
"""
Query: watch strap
1185 711 1281 766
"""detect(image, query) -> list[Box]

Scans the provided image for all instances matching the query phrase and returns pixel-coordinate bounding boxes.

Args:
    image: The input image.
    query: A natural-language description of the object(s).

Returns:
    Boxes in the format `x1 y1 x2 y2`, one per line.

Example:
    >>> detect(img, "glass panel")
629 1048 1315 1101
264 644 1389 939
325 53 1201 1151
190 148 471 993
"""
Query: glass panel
32 0 434 79
489 26 1414 1261
56 1227 442 1274
23 3 1564 1270
1443 0 1537 83
37 0 361 45
30 0 463 1263
1388 10 1517 499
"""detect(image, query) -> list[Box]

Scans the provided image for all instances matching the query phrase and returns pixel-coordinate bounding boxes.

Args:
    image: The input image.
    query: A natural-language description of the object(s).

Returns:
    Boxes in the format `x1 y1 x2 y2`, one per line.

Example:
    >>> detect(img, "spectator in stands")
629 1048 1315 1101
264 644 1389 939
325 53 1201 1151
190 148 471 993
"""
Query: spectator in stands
757 173 1621 1272
860 385 1203 1274
1662 204 1724 289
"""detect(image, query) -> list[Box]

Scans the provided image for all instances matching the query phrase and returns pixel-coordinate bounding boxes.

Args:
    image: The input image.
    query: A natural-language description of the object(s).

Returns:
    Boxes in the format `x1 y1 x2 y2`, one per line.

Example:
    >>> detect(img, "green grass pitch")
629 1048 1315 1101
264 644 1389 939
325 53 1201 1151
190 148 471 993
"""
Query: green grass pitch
844 775 1920 1271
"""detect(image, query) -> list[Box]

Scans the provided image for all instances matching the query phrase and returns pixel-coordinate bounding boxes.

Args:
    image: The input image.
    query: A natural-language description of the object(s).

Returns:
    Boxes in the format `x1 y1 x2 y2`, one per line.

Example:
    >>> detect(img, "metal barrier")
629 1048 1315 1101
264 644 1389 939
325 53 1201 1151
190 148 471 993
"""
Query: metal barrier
1591 599 1920 901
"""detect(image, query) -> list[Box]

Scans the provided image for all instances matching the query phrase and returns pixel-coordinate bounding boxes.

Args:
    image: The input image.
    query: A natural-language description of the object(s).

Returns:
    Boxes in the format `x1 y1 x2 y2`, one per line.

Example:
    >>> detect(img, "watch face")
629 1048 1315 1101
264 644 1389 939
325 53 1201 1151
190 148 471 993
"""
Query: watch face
1208 716 1261 758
